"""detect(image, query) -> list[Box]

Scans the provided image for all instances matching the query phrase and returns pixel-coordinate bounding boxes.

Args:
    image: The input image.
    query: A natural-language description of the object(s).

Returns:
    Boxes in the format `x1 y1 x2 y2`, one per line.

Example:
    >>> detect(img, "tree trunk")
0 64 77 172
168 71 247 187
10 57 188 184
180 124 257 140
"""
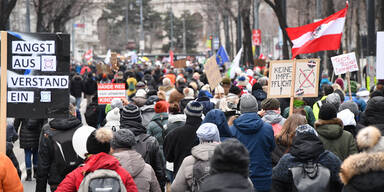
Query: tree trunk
241 4 254 68
53 19 62 32
355 2 362 84
377 0 384 31
0 0 18 30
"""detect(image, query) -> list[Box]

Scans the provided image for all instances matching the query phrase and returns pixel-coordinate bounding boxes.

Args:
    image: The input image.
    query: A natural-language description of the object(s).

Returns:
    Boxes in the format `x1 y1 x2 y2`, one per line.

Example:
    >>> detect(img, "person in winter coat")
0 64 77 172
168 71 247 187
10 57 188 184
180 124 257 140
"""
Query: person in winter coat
358 96 384 134
104 107 121 132
82 73 98 105
147 101 169 147
6 118 21 178
0 153 23 192
132 89 148 108
56 128 138 192
339 100 360 123
199 138 254 192
171 123 221 191
315 103 358 161
345 81 367 112
261 98 286 136
229 94 275 192
15 118 45 181
168 78 186 105
163 101 204 174
202 109 232 141
337 109 357 137
272 124 342 192
70 74 83 109
112 129 161 192
166 103 186 137
158 78 174 101
283 99 316 127
220 86 241 119
271 114 307 167
127 75 138 97
36 105 83 192
197 90 215 115
340 126 384 191
120 104 167 190
252 82 267 108
141 95 159 128
179 88 195 112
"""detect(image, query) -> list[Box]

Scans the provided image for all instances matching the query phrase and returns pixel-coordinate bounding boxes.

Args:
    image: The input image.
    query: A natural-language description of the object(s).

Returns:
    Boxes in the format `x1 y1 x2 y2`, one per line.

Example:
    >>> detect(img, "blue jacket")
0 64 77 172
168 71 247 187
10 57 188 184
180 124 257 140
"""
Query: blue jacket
344 94 367 112
202 109 232 141
229 112 275 191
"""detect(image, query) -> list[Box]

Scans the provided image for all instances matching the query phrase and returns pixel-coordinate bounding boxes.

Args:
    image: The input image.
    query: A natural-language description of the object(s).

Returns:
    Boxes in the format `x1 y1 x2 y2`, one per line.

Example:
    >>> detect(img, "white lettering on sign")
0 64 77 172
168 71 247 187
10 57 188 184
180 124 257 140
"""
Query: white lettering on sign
12 56 41 70
41 56 56 71
8 74 69 89
7 91 34 103
12 41 55 54
97 83 126 104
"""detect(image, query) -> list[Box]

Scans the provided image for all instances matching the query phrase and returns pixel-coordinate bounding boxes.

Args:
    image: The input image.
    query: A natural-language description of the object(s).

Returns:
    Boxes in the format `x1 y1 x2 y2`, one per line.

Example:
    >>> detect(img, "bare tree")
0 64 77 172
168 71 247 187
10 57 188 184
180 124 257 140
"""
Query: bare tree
240 0 254 67
0 0 17 30
33 0 92 32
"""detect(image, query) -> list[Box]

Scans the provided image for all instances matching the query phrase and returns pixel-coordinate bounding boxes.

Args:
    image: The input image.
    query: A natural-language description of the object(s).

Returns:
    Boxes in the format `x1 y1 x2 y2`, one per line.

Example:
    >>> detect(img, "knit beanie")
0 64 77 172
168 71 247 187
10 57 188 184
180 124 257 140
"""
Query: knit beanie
326 93 341 110
120 104 142 123
111 129 136 149
196 123 220 143
86 128 114 155
319 103 337 120
229 85 241 95
184 101 203 117
334 89 345 103
111 98 123 110
261 98 280 110
356 126 384 153
339 101 359 118
295 124 318 137
240 94 258 113
210 138 250 177
335 78 344 90
155 101 168 113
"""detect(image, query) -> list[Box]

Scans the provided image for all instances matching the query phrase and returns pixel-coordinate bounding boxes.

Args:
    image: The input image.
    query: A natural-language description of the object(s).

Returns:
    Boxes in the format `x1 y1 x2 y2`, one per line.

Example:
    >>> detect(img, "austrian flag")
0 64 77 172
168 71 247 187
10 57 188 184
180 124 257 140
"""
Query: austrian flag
286 3 348 58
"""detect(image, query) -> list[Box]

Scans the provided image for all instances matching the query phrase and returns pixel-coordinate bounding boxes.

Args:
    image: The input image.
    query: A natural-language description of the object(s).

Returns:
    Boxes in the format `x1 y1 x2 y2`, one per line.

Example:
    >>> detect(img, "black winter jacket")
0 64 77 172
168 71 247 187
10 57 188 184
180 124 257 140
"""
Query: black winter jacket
163 116 202 174
16 118 45 149
35 116 82 192
199 173 254 192
120 120 167 189
359 96 384 134
70 75 83 98
82 77 97 95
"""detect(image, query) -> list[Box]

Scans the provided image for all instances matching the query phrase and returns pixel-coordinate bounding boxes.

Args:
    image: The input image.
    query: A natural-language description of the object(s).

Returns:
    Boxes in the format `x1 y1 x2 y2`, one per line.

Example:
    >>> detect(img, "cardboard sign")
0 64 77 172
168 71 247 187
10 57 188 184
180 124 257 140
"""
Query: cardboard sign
111 52 118 71
331 52 359 75
174 59 187 68
96 63 111 75
204 55 222 90
268 59 319 98
97 83 126 104
377 32 384 79
2 32 70 118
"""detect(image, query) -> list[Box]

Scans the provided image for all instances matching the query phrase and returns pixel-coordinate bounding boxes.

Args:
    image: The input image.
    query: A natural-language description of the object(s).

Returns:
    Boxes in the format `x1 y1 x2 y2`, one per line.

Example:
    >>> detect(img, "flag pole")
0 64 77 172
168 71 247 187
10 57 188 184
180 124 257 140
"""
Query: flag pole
347 71 352 101
0 31 8 154
289 59 297 116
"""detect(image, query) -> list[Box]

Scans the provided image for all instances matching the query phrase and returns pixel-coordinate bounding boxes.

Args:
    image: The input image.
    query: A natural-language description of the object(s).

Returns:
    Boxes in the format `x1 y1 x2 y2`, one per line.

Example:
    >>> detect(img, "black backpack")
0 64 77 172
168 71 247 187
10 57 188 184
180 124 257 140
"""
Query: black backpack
190 159 211 192
85 102 99 127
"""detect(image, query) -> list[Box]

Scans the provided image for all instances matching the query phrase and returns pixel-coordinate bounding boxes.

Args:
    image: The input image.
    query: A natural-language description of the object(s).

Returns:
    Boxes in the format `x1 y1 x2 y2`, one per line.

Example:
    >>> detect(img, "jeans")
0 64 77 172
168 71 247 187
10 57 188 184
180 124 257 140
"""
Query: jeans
76 97 82 109
24 148 38 169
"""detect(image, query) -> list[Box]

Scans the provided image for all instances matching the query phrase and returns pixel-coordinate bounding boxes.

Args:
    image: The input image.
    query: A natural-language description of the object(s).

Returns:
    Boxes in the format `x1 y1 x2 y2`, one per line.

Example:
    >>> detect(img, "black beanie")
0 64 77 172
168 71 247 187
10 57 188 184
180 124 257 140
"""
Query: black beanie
319 103 337 120
261 98 280 110
86 128 113 155
120 104 142 123
229 85 241 95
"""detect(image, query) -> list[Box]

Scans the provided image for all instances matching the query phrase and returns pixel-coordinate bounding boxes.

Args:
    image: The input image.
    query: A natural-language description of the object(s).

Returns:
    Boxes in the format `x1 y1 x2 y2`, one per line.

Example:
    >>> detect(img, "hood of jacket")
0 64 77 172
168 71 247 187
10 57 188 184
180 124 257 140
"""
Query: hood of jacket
202 109 231 137
83 152 121 173
120 120 146 136
315 118 344 139
262 110 285 124
151 113 168 121
132 96 147 107
191 142 219 161
113 150 145 178
290 133 325 161
233 113 263 134
106 108 120 123
72 75 82 81
49 116 82 131
340 152 384 188
365 96 384 125
168 114 186 124
252 89 267 101
337 109 356 126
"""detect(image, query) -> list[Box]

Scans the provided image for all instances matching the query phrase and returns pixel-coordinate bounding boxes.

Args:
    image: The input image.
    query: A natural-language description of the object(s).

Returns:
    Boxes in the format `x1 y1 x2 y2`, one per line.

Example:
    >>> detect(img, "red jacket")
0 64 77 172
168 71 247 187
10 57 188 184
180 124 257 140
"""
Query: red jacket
56 152 138 192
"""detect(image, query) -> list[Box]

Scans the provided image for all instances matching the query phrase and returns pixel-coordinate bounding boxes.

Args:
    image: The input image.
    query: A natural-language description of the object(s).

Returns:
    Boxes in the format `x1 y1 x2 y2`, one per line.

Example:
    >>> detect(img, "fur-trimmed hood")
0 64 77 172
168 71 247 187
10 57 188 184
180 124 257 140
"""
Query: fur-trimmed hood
340 152 384 185
356 126 384 153
315 118 344 139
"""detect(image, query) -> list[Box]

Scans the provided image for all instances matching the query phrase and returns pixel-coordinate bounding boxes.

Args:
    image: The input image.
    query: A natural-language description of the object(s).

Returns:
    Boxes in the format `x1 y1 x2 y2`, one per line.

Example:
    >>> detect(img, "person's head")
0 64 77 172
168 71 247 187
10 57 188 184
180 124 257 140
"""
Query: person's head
86 128 114 155
210 138 250 178
162 78 172 86
261 98 280 111
339 101 359 119
275 114 307 146
377 80 384 90
111 129 136 151
319 103 337 120
346 80 358 93
184 101 203 117
335 78 344 90
356 126 384 153
154 101 168 114
110 98 123 110
322 84 334 96
334 89 345 103
183 87 194 98
120 104 142 123
239 94 258 114
326 92 341 110
229 85 241 96
214 85 225 98
157 90 166 101
196 123 220 143
221 77 231 95
168 103 181 114
202 109 231 138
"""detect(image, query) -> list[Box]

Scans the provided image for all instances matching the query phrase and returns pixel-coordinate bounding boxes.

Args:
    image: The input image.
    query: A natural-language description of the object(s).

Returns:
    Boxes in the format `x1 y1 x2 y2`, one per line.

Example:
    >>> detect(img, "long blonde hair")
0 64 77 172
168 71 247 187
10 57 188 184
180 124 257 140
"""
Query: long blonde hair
275 114 307 147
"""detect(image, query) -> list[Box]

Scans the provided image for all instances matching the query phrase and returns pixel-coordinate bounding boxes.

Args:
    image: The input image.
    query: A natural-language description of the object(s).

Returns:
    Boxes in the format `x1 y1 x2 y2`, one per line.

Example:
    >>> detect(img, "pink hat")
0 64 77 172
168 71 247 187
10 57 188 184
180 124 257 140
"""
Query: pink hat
335 78 344 90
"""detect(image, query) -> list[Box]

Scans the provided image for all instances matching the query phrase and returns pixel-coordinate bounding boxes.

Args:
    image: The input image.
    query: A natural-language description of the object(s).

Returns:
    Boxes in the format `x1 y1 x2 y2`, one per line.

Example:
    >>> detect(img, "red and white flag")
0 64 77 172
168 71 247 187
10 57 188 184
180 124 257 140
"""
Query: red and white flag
286 3 348 59
83 49 93 61
169 50 174 66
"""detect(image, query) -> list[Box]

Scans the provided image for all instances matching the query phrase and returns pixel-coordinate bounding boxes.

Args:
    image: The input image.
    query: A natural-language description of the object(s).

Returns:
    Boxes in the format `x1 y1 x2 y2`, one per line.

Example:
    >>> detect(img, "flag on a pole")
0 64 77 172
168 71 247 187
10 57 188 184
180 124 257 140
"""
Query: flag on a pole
216 45 230 66
83 49 93 61
286 3 348 58
104 49 111 64
169 50 174 66
228 48 243 79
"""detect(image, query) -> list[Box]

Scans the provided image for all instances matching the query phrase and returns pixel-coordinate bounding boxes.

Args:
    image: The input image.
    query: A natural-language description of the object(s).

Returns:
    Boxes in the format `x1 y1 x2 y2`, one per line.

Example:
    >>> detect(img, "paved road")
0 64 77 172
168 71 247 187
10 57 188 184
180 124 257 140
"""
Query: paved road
16 97 88 191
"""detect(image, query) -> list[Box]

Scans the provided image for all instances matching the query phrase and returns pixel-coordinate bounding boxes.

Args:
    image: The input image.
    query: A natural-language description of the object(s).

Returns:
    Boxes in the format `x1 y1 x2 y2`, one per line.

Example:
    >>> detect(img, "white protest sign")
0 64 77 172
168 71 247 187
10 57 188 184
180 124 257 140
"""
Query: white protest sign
268 60 293 98
377 32 384 79
294 59 320 97
331 52 358 75
98 83 126 104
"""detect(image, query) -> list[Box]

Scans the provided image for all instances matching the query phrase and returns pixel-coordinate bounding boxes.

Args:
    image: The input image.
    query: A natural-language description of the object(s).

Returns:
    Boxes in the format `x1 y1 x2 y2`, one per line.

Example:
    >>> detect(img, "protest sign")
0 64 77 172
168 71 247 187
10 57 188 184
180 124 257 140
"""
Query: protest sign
294 59 320 97
97 83 126 104
174 59 187 68
331 52 359 75
96 62 111 75
204 55 222 90
1 31 70 118
377 32 384 79
268 60 293 98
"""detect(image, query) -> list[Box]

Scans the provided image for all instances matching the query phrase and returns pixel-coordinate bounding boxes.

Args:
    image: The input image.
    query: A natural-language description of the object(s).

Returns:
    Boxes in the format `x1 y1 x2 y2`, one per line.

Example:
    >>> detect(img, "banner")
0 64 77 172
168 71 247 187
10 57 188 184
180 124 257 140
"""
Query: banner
2 31 70 118
205 55 222 90
252 29 261 46
331 52 358 75
97 83 126 104
174 59 187 68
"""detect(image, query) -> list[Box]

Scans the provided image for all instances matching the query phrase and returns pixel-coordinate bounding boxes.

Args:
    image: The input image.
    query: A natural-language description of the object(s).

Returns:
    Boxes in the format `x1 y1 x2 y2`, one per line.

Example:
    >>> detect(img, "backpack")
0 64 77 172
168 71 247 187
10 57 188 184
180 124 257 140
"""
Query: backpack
190 159 211 192
290 161 331 192
153 119 167 140
128 80 135 91
133 134 155 163
78 169 127 192
85 102 99 127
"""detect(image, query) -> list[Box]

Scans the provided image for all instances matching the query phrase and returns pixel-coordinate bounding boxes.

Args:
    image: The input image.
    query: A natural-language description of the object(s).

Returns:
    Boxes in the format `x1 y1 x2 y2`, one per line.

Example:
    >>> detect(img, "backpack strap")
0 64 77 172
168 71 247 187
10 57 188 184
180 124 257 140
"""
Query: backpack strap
154 120 165 132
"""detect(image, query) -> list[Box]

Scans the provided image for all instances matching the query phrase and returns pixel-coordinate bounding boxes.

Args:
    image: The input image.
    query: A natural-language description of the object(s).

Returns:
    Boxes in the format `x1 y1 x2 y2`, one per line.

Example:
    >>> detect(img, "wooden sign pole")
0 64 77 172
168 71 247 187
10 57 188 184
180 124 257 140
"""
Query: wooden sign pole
289 59 297 116
0 31 7 154
347 71 353 101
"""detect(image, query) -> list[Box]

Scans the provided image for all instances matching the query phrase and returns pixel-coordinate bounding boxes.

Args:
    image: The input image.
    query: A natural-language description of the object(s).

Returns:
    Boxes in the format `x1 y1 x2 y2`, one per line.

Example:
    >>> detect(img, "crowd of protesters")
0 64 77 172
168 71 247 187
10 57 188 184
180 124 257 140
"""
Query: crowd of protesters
3 57 384 192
